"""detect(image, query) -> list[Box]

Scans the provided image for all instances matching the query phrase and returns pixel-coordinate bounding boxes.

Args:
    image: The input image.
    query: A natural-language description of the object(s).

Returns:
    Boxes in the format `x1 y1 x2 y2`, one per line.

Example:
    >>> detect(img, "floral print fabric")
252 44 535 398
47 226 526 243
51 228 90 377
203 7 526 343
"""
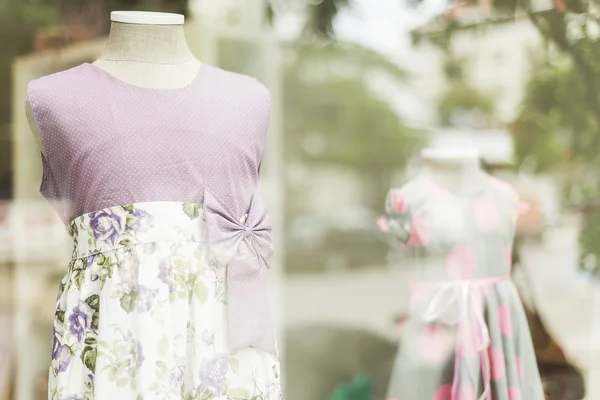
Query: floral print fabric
379 174 545 400
49 201 281 400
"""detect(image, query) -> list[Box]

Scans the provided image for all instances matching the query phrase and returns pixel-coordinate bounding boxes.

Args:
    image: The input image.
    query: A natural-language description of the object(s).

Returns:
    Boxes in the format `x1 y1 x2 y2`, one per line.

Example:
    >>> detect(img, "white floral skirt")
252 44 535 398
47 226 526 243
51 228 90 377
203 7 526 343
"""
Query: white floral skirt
49 201 281 400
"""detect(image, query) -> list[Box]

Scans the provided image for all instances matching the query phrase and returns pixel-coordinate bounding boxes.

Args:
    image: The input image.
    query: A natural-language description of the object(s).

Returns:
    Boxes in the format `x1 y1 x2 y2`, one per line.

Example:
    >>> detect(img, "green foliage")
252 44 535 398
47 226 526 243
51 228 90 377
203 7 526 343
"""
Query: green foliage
286 39 408 85
306 0 351 38
438 83 494 126
329 374 374 400
577 185 600 278
283 39 426 205
512 61 600 171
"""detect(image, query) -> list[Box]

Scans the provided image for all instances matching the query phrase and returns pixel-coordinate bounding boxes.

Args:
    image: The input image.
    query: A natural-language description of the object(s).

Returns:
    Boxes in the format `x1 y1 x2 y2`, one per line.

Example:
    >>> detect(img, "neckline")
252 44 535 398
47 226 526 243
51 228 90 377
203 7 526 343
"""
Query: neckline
416 170 491 199
83 61 204 92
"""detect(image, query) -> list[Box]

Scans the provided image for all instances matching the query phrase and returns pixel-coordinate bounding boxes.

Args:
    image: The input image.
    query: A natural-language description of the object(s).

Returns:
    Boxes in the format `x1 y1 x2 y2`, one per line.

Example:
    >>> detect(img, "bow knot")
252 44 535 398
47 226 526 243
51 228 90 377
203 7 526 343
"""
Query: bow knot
203 188 277 355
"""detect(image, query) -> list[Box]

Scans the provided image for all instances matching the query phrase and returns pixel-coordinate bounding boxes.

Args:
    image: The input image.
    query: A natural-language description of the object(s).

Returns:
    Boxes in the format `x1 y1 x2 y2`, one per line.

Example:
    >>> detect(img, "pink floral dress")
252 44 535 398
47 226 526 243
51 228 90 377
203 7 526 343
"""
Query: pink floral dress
379 173 544 400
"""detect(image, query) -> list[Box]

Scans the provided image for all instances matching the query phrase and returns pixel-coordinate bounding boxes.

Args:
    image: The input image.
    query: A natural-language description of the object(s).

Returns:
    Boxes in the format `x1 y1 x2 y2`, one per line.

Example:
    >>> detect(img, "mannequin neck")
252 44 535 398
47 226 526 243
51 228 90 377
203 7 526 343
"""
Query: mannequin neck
420 157 487 196
99 22 195 64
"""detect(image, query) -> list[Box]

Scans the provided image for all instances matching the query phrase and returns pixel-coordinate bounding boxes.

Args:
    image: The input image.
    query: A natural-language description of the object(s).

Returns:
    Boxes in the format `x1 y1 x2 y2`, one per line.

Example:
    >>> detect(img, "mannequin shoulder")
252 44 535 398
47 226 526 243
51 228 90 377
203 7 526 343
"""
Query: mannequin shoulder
209 65 271 104
27 64 88 103
488 175 520 207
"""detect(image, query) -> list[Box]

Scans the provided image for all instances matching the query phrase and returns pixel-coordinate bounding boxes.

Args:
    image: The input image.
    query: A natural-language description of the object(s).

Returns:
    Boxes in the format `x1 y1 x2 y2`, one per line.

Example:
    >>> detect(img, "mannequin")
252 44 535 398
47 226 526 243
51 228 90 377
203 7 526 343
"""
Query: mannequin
25 11 202 156
418 146 488 196
381 149 544 399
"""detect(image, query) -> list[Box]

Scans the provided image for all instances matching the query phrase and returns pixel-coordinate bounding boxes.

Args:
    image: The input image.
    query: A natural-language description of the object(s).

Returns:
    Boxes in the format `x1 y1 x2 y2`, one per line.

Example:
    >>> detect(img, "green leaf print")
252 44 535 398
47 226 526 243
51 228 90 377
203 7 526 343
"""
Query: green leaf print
101 255 112 268
73 267 85 290
81 346 97 372
122 204 135 212
120 291 138 313
182 202 202 220
125 214 137 228
193 280 209 304
84 336 97 346
184 388 214 400
228 388 251 399
116 377 129 388
228 356 240 374
85 294 100 311
119 238 133 247
158 336 169 357
85 294 100 328
55 310 65 324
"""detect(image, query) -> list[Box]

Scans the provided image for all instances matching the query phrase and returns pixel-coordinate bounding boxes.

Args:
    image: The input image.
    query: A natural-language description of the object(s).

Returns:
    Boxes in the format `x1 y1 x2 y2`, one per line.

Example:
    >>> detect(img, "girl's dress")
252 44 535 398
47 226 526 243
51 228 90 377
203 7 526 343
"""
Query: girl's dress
27 62 281 399
378 172 545 400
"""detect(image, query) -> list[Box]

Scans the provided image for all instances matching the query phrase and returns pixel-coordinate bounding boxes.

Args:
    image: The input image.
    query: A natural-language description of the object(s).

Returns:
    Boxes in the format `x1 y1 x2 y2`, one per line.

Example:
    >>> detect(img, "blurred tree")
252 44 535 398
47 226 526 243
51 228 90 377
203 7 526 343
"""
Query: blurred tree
0 0 62 198
512 61 592 172
0 0 189 198
409 0 600 168
283 39 425 210
438 83 495 126
437 58 495 127
265 0 351 38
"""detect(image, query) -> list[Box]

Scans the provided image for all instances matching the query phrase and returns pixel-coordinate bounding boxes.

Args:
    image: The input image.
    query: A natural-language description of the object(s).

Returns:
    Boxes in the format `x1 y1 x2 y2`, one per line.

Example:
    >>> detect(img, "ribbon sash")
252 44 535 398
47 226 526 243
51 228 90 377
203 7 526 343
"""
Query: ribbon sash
203 188 277 355
421 275 510 400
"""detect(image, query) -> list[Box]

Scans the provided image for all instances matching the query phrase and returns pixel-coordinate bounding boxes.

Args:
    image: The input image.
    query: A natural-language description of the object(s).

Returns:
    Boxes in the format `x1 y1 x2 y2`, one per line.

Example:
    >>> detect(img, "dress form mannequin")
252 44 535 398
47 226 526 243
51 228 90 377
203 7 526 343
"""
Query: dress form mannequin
418 146 487 196
25 11 202 156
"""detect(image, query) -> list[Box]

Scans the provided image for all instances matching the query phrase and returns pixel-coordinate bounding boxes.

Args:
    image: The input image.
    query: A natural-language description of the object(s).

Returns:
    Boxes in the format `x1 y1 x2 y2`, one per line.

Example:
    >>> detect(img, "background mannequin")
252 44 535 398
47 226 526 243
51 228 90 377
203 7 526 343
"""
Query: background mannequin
25 11 202 156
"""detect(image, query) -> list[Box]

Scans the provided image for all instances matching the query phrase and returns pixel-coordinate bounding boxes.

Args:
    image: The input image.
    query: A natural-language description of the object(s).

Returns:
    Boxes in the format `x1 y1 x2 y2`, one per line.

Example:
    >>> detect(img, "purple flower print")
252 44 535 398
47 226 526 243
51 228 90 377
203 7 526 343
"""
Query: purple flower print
86 254 99 269
57 344 72 373
136 285 159 313
170 365 185 390
68 303 94 342
127 208 153 232
89 208 128 246
136 340 145 369
199 354 229 395
51 320 63 360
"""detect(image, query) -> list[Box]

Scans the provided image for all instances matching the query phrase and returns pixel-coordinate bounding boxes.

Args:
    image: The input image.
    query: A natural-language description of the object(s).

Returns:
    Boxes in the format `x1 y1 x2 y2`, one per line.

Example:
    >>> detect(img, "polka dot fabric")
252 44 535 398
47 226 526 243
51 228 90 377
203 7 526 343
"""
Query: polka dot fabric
27 62 270 225
380 174 545 400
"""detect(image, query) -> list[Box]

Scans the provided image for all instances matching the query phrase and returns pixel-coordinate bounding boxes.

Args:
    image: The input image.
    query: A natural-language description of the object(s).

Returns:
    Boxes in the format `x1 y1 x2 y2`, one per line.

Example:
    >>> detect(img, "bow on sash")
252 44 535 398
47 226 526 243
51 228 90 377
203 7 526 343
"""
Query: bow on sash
422 278 510 400
203 188 277 355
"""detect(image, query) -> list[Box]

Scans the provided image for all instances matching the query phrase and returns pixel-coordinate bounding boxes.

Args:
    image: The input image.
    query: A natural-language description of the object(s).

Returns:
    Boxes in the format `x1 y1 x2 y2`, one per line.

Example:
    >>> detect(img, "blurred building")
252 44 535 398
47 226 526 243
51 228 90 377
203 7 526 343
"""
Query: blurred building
407 4 544 126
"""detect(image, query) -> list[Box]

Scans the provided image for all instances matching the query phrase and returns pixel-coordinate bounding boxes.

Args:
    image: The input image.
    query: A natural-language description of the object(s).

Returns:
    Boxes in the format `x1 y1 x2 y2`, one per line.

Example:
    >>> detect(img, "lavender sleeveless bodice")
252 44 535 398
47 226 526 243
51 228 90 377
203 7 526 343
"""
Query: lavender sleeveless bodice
28 62 270 225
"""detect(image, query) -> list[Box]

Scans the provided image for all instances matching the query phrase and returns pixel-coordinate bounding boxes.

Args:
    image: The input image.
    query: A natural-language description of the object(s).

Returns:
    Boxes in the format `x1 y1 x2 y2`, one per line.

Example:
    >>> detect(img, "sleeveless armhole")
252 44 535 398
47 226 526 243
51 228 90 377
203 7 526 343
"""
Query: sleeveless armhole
27 80 57 198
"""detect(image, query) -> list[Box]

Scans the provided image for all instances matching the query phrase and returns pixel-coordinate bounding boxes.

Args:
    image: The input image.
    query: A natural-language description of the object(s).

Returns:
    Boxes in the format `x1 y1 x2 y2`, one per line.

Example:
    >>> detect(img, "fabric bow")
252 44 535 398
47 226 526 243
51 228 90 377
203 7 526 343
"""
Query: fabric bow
203 188 277 355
